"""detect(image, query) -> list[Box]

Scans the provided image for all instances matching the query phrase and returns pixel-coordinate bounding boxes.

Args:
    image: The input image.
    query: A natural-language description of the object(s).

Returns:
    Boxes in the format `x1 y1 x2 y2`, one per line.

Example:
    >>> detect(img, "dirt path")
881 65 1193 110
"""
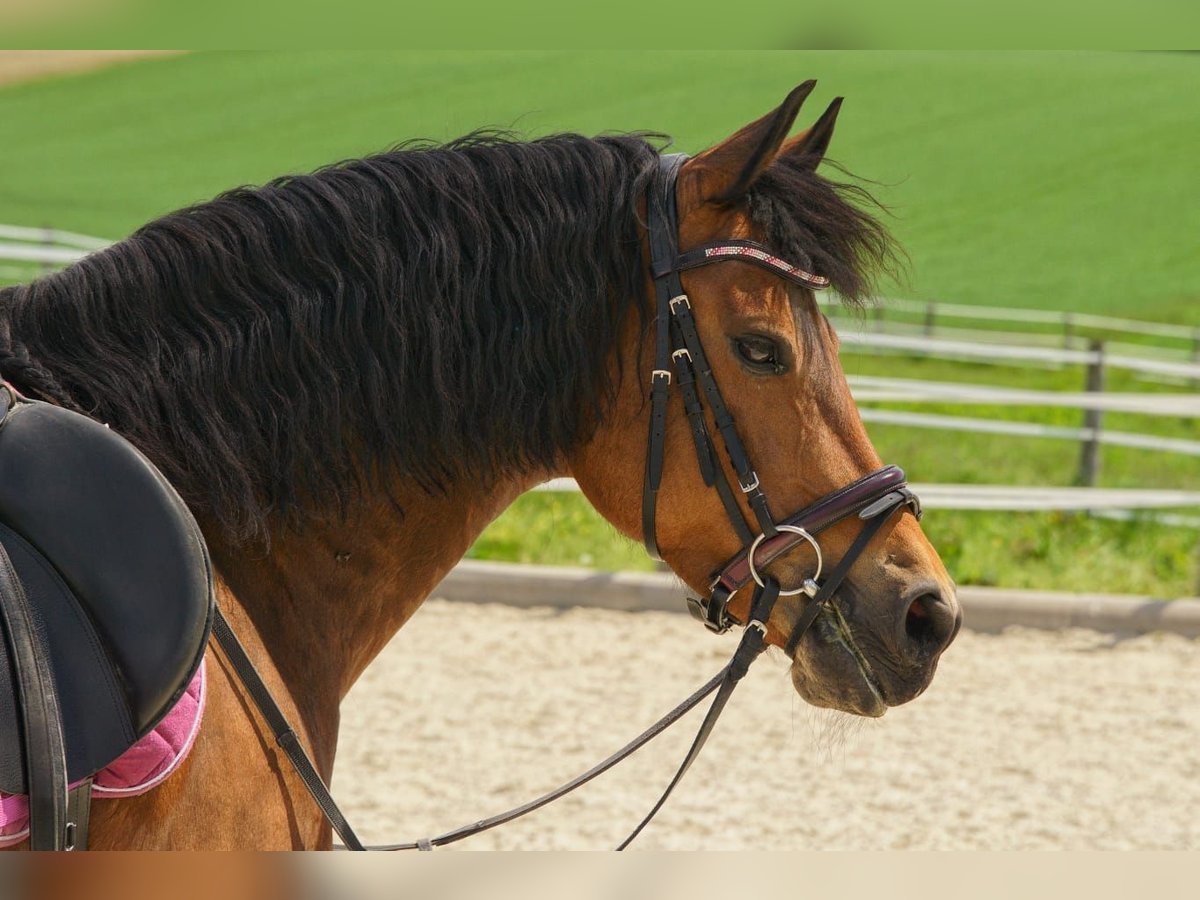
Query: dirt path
336 599 1200 850
0 51 175 89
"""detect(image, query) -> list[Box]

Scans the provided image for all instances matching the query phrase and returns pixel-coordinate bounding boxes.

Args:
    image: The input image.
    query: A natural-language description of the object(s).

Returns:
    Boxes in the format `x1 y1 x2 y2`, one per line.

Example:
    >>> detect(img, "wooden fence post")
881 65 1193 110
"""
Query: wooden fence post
1075 339 1106 487
1062 312 1075 350
923 302 936 337
873 304 885 333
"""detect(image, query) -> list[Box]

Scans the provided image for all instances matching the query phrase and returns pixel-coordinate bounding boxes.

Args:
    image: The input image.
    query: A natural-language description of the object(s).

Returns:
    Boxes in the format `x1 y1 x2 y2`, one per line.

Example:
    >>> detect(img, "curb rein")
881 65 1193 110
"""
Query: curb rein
215 154 922 851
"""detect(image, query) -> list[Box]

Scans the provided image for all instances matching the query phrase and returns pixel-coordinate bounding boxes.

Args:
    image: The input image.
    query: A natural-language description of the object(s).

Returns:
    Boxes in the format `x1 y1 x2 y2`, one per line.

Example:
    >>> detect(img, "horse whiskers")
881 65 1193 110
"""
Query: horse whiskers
801 700 868 764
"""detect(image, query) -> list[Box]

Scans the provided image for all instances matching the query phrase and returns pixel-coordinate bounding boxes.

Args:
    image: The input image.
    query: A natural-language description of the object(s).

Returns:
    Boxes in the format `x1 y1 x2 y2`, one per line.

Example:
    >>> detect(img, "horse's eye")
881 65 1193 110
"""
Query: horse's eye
735 336 781 372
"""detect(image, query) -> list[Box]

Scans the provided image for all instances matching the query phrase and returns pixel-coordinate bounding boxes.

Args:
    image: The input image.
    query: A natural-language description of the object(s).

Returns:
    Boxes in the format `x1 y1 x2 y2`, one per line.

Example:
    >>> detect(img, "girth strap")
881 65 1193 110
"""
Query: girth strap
0 541 71 850
65 778 93 850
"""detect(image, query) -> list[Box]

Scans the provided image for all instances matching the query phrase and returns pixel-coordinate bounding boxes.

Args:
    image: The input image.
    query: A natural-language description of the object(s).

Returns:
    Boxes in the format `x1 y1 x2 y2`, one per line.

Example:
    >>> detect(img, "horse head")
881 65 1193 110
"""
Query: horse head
570 84 960 717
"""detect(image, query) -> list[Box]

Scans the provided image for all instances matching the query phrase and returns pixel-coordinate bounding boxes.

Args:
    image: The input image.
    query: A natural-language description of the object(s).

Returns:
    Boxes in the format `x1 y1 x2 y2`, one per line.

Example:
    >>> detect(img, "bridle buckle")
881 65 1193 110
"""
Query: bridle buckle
686 594 734 635
668 294 691 314
651 369 672 386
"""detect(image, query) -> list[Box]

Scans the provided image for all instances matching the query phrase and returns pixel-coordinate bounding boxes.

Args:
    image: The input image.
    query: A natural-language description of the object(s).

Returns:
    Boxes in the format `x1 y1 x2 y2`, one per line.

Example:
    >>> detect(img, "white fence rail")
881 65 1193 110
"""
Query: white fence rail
857 409 1200 457
0 224 110 251
837 331 1200 382
0 225 110 279
0 242 94 265
534 478 1200 514
836 317 1197 364
848 377 1200 417
821 294 1200 344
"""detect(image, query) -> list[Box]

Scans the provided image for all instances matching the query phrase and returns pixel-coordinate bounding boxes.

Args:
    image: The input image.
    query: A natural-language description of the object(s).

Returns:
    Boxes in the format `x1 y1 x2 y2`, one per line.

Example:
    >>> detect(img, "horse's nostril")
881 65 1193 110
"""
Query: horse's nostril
903 592 956 654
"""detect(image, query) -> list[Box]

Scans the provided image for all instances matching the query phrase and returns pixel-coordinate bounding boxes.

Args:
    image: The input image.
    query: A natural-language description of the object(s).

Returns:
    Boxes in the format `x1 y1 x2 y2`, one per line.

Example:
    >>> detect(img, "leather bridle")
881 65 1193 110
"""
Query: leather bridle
208 153 924 851
641 153 921 648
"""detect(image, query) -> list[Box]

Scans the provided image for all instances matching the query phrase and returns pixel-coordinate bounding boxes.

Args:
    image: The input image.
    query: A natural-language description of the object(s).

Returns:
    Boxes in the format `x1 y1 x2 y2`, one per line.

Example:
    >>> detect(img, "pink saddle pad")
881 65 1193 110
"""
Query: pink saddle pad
0 658 206 847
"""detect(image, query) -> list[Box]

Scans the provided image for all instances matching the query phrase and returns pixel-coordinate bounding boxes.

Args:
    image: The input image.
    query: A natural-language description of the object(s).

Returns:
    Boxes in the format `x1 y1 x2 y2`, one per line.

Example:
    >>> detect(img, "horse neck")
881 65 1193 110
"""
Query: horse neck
205 472 541 740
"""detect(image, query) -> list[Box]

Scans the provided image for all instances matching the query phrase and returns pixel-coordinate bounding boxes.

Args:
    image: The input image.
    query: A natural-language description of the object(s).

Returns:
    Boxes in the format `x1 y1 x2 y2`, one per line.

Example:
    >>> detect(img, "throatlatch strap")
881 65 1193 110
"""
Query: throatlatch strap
0 541 70 850
211 608 366 851
641 352 670 560
641 153 688 560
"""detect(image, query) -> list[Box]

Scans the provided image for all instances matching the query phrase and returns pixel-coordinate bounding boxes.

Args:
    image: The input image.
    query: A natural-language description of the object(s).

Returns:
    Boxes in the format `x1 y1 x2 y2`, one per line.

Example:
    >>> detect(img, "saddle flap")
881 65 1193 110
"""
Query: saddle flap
0 398 213 793
0 526 131 794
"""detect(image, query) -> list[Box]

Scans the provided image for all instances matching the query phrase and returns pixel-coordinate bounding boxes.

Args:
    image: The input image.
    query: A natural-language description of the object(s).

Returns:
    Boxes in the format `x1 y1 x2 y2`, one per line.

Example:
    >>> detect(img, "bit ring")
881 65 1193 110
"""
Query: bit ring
746 525 823 597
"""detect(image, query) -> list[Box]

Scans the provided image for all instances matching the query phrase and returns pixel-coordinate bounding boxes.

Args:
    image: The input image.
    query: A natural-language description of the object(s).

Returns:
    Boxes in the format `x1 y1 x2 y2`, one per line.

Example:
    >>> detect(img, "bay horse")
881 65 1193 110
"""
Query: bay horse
0 82 959 849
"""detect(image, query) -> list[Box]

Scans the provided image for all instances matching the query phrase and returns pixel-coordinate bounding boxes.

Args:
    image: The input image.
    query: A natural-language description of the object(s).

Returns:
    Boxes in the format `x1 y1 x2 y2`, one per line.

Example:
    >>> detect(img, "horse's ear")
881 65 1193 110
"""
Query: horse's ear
779 97 843 171
686 81 817 205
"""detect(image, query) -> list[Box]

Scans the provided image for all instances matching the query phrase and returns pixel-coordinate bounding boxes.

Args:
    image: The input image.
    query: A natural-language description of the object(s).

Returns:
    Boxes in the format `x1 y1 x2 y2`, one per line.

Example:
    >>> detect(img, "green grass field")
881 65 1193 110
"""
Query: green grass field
3 51 1198 321
1 52 1197 595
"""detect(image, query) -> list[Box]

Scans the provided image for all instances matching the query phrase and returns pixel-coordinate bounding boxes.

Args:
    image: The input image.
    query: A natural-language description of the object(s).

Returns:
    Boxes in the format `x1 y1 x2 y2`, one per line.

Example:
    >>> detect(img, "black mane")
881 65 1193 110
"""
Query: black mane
749 152 900 304
0 131 893 542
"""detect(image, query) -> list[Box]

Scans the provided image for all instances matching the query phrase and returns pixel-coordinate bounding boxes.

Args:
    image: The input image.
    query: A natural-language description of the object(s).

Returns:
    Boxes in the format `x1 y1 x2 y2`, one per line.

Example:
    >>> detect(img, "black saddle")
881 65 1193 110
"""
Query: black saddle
0 384 213 849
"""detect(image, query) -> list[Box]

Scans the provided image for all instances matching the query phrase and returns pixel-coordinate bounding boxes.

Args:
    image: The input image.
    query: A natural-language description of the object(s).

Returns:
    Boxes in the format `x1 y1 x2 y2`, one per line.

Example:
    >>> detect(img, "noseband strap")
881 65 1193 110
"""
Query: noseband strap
711 466 921 603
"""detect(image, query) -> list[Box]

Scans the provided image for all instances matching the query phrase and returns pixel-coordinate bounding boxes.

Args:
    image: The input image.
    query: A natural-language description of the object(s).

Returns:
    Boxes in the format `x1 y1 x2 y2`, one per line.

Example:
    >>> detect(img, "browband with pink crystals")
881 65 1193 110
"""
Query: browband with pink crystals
659 239 830 290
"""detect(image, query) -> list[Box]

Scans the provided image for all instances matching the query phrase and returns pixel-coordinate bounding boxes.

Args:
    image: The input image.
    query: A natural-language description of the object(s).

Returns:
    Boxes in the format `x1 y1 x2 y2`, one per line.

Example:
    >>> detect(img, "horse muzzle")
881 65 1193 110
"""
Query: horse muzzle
787 578 960 717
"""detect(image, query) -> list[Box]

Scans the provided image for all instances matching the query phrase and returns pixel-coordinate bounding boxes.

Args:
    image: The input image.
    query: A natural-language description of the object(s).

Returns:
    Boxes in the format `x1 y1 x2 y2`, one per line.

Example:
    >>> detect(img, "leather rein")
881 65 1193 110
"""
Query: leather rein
213 153 922 850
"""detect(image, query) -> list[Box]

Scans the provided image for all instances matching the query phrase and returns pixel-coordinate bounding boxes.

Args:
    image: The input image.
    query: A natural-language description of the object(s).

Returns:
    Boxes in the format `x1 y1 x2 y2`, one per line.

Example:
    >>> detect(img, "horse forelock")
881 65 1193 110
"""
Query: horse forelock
746 154 903 308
